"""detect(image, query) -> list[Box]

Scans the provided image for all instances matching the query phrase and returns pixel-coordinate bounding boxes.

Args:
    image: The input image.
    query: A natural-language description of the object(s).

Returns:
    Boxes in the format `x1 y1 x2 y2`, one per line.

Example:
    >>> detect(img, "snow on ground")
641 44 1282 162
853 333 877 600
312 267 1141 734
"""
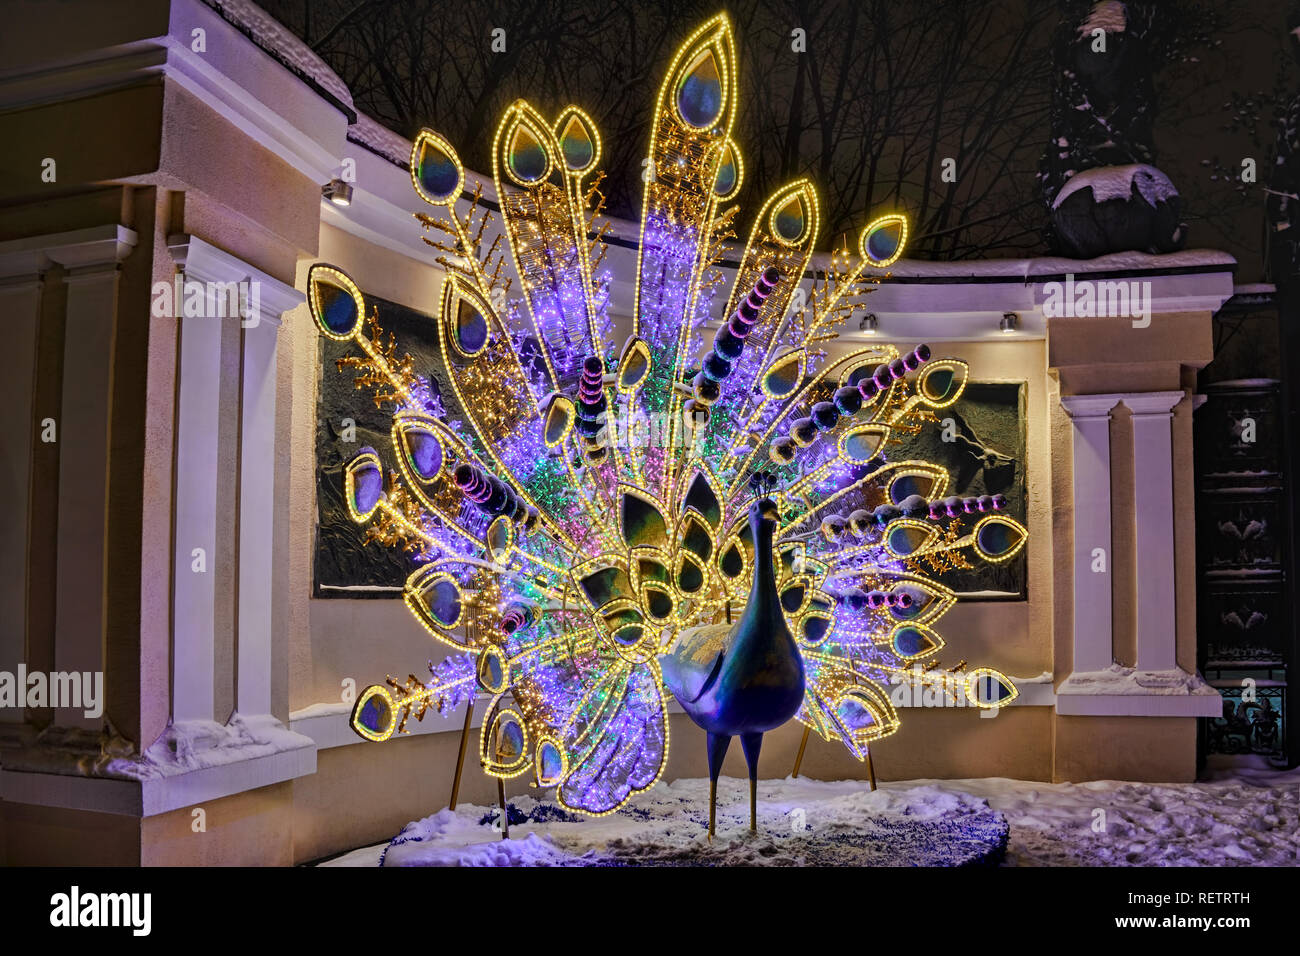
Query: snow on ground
325 777 1010 867
321 758 1300 867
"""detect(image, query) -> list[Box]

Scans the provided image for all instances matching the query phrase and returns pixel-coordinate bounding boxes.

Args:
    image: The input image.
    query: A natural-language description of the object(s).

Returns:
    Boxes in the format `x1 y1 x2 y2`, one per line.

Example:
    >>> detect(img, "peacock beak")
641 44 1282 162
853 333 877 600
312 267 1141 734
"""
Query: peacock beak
757 497 780 522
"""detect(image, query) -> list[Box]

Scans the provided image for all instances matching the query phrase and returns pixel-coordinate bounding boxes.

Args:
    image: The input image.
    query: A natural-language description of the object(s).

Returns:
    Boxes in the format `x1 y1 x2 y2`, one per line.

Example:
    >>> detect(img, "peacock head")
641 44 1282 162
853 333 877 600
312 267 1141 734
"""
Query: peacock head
747 471 781 538
750 496 780 528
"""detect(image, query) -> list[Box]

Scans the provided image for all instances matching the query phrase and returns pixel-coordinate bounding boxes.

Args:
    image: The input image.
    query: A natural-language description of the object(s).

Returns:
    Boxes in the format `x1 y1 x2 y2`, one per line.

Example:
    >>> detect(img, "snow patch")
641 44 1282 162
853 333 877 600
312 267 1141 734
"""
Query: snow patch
348 112 414 167
290 701 352 721
102 714 314 781
333 777 1010 867
1053 164 1179 210
323 764 1300 867
202 0 353 108
1059 664 1212 695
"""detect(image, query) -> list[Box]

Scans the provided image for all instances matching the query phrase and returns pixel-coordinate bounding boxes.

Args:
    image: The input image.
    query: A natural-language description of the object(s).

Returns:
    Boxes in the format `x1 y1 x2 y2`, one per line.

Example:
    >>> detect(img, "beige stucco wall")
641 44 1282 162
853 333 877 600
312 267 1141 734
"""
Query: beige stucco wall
0 800 141 867
1054 715 1197 783
142 782 296 866
0 0 1233 864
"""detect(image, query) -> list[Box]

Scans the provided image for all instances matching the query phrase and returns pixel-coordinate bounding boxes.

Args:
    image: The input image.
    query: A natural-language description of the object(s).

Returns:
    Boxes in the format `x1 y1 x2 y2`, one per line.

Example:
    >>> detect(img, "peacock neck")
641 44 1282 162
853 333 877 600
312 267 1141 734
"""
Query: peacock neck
749 519 776 597
737 513 782 648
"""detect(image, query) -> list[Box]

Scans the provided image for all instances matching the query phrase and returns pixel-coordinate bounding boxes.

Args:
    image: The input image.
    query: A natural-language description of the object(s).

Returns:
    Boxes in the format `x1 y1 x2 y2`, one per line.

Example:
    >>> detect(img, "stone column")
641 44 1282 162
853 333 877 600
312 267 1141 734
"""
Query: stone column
0 273 43 706
236 282 300 715
167 236 302 723
167 243 225 723
1124 391 1185 672
47 228 138 730
1060 394 1122 672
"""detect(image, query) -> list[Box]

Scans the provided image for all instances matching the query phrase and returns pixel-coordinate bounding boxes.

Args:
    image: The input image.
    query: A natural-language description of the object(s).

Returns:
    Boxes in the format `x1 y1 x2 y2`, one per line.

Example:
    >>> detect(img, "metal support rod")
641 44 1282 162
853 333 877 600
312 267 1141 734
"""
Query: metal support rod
498 777 509 840
865 746 878 792
791 725 810 778
448 695 475 810
708 779 716 841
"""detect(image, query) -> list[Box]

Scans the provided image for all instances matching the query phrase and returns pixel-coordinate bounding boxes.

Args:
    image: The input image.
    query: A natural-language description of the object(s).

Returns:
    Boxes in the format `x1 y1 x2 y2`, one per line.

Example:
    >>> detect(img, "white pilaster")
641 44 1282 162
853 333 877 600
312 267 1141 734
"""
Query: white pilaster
168 241 225 723
1057 390 1220 717
0 275 43 706
48 228 138 730
167 236 302 722
235 279 300 716
1060 394 1122 672
0 227 136 730
1124 391 1185 672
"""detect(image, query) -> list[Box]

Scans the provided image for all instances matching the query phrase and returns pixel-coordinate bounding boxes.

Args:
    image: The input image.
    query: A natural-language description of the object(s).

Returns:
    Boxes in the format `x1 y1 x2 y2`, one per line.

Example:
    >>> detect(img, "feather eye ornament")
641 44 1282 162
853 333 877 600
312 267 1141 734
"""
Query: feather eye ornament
312 12 1023 818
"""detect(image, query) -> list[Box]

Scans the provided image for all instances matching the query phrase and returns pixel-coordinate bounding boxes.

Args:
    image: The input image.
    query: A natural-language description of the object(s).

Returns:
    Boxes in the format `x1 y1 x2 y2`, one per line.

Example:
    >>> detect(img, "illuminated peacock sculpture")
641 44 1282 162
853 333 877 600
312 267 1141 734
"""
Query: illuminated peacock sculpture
308 13 1026 832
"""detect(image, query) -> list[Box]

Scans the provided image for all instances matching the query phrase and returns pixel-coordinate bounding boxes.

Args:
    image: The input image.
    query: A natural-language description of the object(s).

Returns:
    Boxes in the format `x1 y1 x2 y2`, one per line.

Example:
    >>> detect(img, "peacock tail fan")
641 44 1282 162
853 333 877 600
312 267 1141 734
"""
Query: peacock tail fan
308 13 1025 816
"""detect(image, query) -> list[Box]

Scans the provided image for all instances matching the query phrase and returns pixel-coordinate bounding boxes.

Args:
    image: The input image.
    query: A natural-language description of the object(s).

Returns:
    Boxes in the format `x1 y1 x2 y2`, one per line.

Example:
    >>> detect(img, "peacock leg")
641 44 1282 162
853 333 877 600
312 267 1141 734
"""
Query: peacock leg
706 732 732 840
791 725 810 778
709 778 716 841
740 732 763 833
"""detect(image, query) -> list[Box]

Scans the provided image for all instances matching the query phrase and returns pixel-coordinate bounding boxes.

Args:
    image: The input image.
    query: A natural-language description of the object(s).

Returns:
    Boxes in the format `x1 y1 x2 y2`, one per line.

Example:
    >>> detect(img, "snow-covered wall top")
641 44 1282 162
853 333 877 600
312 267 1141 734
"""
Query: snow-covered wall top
201 0 353 111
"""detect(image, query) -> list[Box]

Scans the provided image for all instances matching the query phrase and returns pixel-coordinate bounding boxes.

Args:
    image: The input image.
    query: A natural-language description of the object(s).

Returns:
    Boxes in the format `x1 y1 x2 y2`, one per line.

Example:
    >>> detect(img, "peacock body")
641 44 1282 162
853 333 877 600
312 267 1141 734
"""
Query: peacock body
309 13 1027 817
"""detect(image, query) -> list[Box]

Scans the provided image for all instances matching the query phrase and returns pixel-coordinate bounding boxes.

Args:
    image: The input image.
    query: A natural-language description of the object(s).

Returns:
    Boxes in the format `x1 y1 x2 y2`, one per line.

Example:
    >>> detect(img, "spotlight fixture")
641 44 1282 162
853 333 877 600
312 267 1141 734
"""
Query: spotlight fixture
859 313 878 334
322 178 354 207
999 312 1018 334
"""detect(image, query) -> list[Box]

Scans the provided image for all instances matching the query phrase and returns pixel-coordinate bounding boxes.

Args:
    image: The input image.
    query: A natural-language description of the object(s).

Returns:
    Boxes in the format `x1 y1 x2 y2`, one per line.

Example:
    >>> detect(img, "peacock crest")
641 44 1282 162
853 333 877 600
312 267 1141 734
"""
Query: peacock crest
309 14 1027 815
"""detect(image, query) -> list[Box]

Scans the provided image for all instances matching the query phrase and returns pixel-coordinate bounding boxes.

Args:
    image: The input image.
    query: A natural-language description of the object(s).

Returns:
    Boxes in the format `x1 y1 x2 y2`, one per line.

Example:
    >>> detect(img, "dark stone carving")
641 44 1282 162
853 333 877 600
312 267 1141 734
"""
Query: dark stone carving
313 295 465 597
1198 381 1282 479
1202 496 1284 574
1200 585 1286 666
889 382 1028 599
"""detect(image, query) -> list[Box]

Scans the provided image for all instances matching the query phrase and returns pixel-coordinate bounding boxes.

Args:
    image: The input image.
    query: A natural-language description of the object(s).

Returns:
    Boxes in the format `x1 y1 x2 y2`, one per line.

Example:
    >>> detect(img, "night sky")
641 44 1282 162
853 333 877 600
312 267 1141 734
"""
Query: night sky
261 0 1295 277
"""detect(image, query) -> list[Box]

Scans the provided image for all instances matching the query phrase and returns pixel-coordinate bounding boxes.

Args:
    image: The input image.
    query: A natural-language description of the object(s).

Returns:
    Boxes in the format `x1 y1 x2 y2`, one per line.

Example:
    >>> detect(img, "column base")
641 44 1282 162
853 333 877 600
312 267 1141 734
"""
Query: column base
1053 713 1199 783
0 713 315 817
1056 664 1222 716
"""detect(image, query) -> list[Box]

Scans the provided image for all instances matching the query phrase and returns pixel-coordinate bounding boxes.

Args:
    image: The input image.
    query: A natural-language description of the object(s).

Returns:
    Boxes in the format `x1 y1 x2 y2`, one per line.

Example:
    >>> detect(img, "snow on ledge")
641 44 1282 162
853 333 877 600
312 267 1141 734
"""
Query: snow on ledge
101 713 314 782
1056 665 1222 717
348 112 414 167
878 248 1235 280
201 0 353 110
328 111 1235 300
1060 664 1211 695
0 714 317 817
290 701 353 721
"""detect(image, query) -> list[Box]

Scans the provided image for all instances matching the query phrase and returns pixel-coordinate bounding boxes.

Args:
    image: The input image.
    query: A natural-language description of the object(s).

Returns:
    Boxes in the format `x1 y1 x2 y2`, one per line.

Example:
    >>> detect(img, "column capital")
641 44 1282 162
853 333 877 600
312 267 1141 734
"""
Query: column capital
1060 393 1123 420
1122 390 1185 417
61 261 125 285
0 224 137 279
166 234 304 328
